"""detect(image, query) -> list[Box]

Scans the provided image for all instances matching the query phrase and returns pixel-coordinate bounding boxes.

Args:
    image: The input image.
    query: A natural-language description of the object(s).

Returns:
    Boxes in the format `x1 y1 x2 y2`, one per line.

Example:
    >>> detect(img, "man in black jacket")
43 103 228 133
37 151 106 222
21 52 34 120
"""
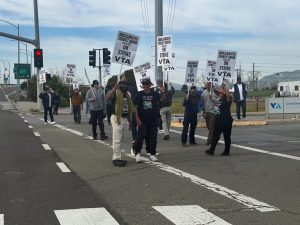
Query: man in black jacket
233 76 247 120
39 87 56 125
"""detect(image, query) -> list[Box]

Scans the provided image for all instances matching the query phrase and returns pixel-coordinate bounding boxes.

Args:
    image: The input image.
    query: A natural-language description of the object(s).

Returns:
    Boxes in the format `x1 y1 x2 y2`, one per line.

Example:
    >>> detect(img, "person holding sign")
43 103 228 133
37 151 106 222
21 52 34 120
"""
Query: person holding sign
201 82 220 145
86 80 108 140
205 85 233 156
181 86 201 147
106 75 135 167
233 76 247 120
71 88 83 124
134 78 160 162
159 81 175 140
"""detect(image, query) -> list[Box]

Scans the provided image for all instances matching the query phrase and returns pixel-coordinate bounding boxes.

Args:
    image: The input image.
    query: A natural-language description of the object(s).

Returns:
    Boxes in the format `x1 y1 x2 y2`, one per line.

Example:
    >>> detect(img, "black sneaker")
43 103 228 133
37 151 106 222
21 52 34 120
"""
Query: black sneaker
93 136 97 140
100 135 108 140
112 159 127 167
205 149 214 156
163 135 170 140
221 151 230 156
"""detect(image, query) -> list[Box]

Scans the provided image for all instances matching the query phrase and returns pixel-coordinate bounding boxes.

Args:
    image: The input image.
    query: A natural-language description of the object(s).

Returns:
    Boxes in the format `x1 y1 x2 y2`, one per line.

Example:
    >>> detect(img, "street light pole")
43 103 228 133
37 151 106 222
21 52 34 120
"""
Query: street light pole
0 20 20 93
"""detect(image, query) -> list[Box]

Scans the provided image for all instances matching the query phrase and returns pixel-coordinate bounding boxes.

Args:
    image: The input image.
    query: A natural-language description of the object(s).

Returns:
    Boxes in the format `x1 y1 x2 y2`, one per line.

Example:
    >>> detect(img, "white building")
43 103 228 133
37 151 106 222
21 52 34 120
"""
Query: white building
278 81 300 97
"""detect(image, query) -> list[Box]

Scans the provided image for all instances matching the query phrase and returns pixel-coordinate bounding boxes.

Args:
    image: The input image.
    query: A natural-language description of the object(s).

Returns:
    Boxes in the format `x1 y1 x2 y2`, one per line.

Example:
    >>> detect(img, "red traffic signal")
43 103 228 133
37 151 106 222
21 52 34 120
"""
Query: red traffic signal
34 49 43 68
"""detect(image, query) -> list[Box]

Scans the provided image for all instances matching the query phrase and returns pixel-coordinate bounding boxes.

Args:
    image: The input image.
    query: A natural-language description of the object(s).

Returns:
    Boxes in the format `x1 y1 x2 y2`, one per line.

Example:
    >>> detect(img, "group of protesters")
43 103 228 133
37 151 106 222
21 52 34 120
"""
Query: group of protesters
39 74 247 167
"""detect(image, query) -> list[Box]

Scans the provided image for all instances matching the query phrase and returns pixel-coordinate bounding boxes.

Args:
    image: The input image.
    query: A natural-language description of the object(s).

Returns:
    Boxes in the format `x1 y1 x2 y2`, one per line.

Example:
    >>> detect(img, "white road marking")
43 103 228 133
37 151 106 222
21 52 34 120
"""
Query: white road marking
170 129 300 161
125 153 279 212
153 205 231 225
33 132 40 136
56 162 71 173
28 125 33 129
42 144 52 150
54 208 119 225
21 116 25 119
0 214 3 225
24 120 28 123
51 123 279 212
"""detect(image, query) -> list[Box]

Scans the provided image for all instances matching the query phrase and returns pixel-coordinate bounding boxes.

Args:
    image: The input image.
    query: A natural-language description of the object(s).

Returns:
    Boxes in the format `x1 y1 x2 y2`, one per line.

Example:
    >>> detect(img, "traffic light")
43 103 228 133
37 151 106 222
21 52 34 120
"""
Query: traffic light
34 49 43 68
89 50 96 67
46 73 51 81
102 48 111 65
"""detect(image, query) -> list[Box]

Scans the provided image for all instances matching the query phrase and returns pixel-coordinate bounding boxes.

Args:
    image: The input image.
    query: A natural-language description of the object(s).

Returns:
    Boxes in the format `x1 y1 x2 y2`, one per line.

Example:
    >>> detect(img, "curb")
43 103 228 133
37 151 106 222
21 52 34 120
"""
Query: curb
171 120 266 128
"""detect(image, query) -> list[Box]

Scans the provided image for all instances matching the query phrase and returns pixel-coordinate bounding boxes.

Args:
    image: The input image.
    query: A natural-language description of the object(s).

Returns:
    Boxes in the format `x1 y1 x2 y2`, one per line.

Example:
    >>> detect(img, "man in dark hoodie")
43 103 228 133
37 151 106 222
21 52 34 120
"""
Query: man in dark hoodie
181 85 200 147
39 87 56 125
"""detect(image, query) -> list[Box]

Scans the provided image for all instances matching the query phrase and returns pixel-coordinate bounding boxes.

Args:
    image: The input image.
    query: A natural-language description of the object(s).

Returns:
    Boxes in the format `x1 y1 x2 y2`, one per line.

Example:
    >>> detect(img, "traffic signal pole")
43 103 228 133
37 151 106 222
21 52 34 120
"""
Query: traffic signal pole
98 50 102 86
34 0 42 110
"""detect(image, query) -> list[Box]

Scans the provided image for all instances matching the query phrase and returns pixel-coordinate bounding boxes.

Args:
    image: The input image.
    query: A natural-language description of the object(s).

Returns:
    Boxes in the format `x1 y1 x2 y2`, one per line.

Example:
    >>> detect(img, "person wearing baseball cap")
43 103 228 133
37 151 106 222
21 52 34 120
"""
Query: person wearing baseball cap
134 77 160 162
206 85 233 156
86 79 108 140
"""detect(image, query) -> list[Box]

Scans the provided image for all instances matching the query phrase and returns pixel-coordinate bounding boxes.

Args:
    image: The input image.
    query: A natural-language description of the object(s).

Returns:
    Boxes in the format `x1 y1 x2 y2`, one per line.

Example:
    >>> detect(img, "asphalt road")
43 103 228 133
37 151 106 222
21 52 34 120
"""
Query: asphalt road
0 107 299 225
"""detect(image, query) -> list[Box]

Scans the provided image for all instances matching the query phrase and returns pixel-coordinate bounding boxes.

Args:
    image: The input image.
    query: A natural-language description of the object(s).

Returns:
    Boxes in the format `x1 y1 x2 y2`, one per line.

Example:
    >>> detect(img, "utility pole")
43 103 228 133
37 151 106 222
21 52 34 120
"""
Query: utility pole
155 0 163 85
252 62 255 91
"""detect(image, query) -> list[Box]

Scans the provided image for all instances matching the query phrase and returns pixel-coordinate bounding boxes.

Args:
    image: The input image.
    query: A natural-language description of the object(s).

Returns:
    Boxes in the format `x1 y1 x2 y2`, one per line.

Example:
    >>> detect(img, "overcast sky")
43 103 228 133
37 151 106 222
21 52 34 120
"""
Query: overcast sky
1 0 300 85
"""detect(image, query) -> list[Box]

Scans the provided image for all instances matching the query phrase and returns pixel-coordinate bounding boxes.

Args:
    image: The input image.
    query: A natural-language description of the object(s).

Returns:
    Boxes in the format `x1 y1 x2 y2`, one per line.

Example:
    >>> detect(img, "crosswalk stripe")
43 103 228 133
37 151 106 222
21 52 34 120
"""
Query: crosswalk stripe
0 214 3 225
56 162 71 173
54 208 119 225
153 205 231 225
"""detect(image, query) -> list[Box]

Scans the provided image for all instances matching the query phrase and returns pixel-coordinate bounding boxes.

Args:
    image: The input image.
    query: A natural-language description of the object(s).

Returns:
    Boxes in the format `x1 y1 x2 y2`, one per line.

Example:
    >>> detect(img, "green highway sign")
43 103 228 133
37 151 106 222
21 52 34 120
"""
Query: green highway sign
14 63 31 79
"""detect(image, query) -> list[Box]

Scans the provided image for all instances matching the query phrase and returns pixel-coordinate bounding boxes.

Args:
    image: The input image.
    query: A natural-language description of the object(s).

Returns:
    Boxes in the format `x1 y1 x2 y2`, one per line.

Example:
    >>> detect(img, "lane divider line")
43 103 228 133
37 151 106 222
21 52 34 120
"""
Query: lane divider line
33 132 40 136
51 123 280 212
56 162 71 173
170 129 300 161
42 144 52 151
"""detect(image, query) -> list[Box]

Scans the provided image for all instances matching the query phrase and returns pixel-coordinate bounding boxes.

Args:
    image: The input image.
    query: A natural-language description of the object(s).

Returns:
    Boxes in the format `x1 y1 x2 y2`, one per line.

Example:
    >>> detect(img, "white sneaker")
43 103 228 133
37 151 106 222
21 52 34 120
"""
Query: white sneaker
130 148 135 156
50 121 56 125
135 154 142 163
44 122 48 125
243 117 248 120
155 152 160 156
150 155 158 162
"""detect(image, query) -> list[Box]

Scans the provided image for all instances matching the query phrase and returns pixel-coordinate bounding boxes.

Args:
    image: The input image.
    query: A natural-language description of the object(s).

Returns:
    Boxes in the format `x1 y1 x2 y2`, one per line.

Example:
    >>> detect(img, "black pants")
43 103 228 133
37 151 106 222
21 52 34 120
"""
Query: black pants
53 104 60 115
44 106 54 122
209 117 233 153
73 105 81 123
236 100 246 119
135 120 158 156
181 113 197 144
106 104 112 123
91 110 106 138
131 112 138 142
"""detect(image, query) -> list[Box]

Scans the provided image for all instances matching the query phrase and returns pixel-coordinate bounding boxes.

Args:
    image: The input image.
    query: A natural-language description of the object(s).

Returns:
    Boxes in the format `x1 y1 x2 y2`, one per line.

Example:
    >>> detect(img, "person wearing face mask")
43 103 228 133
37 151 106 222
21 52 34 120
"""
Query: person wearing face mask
181 85 201 147
159 81 175 140
106 75 135 167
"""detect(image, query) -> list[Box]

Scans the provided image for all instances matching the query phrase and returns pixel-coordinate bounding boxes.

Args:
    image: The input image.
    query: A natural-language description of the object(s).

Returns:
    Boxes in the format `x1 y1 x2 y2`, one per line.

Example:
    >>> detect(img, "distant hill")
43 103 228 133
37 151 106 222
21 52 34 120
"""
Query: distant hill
258 70 300 89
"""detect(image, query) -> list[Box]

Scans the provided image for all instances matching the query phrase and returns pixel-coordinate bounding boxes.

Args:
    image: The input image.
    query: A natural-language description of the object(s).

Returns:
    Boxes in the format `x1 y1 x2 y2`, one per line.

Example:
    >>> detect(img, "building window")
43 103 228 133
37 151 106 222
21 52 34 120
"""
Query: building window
280 86 283 91
295 85 299 91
